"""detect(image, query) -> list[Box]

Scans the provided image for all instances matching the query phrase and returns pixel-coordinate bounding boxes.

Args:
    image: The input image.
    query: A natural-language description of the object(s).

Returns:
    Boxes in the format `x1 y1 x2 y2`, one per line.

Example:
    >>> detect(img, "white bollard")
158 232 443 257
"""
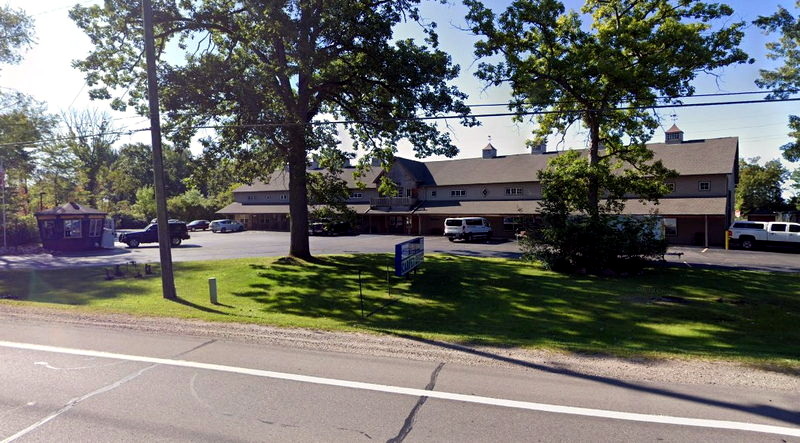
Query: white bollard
209 277 217 304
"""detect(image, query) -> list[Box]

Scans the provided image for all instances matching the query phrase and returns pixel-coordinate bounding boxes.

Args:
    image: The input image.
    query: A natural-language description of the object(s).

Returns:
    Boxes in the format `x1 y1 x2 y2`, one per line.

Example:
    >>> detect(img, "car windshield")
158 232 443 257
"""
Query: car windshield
145 223 157 231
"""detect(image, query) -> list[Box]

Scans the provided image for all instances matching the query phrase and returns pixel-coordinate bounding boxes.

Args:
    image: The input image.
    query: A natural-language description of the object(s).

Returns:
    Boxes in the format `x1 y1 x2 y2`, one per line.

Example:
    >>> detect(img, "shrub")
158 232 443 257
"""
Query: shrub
1 215 40 247
521 215 667 274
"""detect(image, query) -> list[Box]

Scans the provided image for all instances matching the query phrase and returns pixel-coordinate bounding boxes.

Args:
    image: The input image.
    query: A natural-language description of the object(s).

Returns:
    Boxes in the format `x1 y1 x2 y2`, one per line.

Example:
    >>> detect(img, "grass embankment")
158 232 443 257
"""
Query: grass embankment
1 254 798 364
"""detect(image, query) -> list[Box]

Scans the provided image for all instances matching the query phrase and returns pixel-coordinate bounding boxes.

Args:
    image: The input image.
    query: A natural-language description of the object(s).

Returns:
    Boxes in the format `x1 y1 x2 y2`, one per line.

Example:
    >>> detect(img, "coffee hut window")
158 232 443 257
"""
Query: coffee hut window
64 219 82 238
42 220 57 240
89 219 103 237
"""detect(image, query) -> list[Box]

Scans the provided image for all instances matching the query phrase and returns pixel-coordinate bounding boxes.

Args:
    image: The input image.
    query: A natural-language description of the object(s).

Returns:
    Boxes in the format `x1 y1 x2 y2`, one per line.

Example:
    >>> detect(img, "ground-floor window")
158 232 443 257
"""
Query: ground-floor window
662 218 677 237
503 216 522 232
41 220 56 240
89 219 103 237
64 219 82 238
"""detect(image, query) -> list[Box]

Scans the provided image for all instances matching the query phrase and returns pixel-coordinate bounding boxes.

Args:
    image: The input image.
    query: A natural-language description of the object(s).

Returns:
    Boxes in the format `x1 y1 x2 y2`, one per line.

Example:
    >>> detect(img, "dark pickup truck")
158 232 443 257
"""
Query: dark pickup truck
118 221 190 248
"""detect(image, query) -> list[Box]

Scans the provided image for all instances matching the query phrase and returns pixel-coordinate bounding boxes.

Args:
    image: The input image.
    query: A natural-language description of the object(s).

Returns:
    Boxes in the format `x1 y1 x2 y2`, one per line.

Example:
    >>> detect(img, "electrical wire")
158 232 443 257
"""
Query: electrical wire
1 96 798 148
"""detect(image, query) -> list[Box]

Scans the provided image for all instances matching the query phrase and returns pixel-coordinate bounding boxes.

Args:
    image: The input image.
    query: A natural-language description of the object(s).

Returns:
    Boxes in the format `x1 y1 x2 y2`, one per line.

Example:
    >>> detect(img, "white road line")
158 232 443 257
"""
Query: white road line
2 340 799 438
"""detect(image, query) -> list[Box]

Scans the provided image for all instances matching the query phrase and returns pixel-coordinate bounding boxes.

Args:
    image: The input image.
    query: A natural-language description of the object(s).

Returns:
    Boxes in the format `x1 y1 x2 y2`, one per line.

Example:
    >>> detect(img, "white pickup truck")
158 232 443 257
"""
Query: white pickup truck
727 221 800 250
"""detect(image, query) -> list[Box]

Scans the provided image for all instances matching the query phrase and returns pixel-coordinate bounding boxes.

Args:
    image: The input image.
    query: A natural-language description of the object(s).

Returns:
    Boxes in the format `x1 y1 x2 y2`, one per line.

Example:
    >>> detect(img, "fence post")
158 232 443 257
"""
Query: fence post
209 277 217 304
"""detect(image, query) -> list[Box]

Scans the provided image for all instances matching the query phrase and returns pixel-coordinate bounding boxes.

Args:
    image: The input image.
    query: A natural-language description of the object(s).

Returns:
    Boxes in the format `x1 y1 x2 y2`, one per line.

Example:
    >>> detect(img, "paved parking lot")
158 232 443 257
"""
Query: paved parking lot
1 230 797 272
0 231 522 270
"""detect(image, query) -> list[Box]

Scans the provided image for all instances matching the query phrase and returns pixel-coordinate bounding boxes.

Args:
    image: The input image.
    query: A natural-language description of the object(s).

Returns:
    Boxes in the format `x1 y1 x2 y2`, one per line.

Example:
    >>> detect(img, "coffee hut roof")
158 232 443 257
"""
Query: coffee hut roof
35 202 106 216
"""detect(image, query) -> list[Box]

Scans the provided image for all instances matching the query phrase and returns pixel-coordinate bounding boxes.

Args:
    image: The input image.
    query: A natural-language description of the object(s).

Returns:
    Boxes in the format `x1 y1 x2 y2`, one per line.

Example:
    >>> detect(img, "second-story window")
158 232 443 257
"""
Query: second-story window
431 190 437 197
505 188 523 196
350 192 363 199
665 183 675 193
450 190 466 197
247 195 256 201
698 181 710 191
280 194 288 200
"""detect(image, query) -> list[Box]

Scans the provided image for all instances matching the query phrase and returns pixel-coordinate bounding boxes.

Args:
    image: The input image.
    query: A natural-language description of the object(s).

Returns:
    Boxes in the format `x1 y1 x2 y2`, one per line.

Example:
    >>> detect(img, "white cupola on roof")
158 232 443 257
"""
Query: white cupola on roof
665 124 684 144
482 141 497 159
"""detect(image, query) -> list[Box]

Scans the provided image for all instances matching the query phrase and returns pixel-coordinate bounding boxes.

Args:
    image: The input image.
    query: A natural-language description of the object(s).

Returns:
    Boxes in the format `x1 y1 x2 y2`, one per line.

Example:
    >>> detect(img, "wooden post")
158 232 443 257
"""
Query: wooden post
704 215 709 249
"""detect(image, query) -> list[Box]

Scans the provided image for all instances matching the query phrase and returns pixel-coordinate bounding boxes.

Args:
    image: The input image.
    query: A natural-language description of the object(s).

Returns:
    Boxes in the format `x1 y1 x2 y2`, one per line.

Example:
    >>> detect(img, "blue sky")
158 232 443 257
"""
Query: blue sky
1 0 798 192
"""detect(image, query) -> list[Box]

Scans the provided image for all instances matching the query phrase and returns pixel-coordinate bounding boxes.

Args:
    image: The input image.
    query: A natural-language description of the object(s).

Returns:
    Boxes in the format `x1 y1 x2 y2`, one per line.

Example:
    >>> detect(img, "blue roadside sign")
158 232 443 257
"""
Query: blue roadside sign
395 237 424 277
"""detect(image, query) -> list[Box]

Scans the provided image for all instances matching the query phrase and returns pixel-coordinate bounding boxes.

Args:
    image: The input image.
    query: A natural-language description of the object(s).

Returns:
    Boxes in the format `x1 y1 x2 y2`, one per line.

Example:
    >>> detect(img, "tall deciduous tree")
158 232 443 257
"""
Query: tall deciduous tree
755 1 800 163
0 4 34 67
465 0 749 218
61 109 119 207
70 0 473 259
736 157 789 215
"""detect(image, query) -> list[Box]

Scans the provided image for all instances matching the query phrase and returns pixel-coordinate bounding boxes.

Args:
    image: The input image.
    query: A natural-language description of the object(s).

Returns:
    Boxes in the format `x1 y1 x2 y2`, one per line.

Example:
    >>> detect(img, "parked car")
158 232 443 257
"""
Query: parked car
210 219 245 233
444 217 492 242
728 221 800 249
150 218 183 224
118 221 190 248
187 219 211 231
308 220 355 236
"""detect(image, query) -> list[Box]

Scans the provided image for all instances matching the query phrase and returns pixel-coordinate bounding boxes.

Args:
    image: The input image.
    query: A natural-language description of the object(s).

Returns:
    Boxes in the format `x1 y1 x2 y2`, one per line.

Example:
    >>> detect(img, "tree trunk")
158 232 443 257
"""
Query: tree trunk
587 111 600 220
287 129 311 259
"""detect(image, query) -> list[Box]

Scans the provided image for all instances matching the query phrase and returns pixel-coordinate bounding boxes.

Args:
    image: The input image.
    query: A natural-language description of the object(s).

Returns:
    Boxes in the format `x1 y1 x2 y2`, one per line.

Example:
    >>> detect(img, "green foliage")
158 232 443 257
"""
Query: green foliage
522 152 668 273
60 110 119 207
465 0 748 217
0 214 39 247
131 185 156 221
755 1 800 162
0 5 34 66
70 0 475 258
167 188 217 221
736 157 790 215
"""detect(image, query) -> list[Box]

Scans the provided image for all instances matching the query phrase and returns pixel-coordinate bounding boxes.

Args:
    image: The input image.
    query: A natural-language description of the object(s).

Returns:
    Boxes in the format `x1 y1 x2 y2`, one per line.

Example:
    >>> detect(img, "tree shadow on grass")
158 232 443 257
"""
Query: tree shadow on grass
373 330 800 426
233 255 800 363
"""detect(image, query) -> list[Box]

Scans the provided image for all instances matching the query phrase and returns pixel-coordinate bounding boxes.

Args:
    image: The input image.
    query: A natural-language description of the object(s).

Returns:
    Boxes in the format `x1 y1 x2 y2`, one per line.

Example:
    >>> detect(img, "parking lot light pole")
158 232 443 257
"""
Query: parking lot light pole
142 0 176 300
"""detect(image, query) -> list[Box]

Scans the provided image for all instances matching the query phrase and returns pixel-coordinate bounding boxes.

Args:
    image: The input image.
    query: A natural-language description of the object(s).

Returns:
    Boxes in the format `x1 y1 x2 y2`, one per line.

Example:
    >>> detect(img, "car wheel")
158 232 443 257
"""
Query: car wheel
741 238 754 250
127 239 140 248
447 237 455 242
238 226 244 232
170 237 182 247
221 227 227 233
465 234 472 242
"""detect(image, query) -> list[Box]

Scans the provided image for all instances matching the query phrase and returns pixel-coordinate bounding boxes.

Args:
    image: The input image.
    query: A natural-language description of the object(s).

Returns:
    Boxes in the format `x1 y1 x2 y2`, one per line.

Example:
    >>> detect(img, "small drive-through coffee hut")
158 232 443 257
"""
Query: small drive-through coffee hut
34 202 109 251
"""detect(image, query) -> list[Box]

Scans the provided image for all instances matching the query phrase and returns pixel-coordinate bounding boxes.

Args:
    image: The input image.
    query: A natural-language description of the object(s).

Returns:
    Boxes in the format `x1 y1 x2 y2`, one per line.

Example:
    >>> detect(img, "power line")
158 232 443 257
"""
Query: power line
464 89 798 108
2 96 799 148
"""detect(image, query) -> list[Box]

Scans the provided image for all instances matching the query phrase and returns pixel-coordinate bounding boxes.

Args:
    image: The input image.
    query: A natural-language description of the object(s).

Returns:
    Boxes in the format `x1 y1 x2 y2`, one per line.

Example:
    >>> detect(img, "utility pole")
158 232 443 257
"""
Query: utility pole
142 0 176 300
1 159 6 249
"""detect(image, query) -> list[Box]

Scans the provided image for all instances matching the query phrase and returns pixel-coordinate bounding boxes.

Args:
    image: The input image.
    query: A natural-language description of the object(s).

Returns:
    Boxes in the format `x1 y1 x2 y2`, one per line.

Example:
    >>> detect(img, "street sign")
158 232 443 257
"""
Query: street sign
395 237 424 277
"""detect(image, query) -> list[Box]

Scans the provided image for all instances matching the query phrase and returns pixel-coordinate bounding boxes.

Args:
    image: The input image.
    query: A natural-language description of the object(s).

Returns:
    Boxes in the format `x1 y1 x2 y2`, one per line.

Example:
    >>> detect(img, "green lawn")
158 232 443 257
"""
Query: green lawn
2 254 799 365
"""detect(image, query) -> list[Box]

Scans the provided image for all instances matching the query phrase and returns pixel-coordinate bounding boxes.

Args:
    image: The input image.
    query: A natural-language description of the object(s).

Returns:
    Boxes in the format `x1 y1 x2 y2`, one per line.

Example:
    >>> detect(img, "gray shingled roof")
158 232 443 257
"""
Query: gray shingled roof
234 165 383 193
232 137 736 192
35 202 106 216
417 137 737 186
217 202 372 214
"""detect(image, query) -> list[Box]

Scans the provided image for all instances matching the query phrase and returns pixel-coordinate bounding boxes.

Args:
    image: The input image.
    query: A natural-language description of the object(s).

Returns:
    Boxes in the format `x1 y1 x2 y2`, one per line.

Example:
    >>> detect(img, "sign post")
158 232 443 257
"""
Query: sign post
394 237 424 277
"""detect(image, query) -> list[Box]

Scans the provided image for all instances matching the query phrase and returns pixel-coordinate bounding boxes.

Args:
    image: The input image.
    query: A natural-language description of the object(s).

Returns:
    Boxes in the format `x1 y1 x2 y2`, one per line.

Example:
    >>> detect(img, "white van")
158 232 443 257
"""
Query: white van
444 217 492 242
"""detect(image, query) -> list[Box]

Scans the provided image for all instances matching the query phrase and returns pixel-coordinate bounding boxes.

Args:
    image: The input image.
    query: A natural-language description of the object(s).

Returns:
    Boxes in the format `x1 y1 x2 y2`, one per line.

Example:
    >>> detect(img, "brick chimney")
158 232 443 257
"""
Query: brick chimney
665 124 684 144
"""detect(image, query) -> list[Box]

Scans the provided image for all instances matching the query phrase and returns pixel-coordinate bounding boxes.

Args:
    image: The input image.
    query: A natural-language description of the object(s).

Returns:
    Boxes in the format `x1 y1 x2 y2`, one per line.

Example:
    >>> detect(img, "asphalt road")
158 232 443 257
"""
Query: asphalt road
1 230 798 272
1 316 798 442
